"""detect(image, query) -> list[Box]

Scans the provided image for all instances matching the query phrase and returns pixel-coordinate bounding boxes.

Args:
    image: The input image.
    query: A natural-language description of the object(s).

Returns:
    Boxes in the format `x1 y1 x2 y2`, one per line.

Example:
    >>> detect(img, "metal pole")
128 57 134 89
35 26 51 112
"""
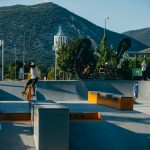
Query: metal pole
104 17 109 37
15 46 16 80
23 32 25 66
22 32 26 80
55 49 57 80
2 40 4 81
104 19 106 37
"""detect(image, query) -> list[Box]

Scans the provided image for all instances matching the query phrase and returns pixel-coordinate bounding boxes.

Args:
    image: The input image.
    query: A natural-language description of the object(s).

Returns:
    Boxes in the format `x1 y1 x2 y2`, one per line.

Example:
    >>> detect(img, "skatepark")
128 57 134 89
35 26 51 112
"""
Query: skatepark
0 80 150 150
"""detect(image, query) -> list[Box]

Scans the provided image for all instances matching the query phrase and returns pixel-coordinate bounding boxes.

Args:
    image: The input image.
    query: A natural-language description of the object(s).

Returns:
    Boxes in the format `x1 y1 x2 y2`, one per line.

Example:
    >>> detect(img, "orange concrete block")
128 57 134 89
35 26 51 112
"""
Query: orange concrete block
98 92 107 105
88 91 99 104
120 97 134 110
69 112 102 121
0 113 31 122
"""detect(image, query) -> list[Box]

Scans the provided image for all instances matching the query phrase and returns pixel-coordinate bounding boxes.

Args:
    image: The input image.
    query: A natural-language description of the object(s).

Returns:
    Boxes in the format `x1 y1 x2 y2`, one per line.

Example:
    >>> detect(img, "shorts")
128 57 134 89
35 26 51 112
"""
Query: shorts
26 77 38 87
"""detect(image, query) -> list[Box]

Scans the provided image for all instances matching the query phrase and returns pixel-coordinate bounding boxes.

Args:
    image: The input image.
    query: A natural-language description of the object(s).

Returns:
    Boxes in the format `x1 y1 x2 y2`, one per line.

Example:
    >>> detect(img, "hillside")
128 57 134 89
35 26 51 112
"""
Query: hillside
0 2 148 66
124 27 150 48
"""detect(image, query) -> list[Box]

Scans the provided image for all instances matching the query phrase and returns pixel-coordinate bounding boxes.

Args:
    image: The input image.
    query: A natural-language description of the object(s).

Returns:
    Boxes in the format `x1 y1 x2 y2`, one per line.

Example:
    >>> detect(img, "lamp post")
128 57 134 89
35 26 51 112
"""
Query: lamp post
14 45 16 80
0 40 4 81
22 30 27 80
23 32 26 67
104 17 109 37
55 48 57 80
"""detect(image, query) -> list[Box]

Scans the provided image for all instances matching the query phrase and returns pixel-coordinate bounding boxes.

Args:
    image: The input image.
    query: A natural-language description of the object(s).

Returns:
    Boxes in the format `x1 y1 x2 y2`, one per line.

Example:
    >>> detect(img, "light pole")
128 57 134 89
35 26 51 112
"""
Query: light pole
104 17 109 37
54 48 57 80
0 40 4 81
14 45 16 80
23 32 26 66
22 31 27 80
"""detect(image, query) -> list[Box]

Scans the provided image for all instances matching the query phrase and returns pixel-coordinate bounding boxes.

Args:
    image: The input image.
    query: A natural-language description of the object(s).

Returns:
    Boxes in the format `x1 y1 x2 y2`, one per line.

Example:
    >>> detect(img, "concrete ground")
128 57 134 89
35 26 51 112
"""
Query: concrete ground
134 99 150 115
0 122 35 150
0 81 150 150
1 102 149 150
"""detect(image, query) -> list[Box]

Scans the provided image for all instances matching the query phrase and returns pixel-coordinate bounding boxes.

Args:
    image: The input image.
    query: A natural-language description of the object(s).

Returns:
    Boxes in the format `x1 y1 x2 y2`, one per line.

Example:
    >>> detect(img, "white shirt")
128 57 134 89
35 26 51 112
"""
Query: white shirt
19 67 24 74
141 62 147 71
30 66 38 79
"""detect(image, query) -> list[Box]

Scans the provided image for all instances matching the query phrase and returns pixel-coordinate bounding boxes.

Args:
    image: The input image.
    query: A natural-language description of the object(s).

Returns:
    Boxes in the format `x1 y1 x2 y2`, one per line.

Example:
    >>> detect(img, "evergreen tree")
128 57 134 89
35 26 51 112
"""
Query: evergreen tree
95 36 117 72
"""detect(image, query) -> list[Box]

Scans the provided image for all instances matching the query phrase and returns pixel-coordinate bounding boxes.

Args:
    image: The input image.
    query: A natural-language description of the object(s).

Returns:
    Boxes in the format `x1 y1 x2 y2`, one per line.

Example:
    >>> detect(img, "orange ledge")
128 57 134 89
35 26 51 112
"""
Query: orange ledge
69 112 102 121
0 113 31 122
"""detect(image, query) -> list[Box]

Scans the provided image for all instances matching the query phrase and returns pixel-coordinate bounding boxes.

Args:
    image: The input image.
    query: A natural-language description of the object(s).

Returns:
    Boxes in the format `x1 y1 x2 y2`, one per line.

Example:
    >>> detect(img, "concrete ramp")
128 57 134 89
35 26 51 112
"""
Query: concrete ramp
0 81 37 101
36 80 135 101
36 80 150 101
0 81 26 101
36 80 150 115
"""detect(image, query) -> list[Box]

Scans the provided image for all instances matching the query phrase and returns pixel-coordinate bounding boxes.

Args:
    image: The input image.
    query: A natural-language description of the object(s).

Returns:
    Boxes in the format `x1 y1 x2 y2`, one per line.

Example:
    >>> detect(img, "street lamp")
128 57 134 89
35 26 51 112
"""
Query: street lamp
0 40 4 81
104 17 110 37
54 48 57 80
23 32 26 67
14 45 17 80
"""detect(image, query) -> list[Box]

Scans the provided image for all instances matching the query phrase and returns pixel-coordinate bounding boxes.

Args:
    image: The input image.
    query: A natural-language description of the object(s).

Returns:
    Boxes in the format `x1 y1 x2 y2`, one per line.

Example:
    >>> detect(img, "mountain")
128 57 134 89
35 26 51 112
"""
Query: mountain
124 27 150 48
0 2 148 66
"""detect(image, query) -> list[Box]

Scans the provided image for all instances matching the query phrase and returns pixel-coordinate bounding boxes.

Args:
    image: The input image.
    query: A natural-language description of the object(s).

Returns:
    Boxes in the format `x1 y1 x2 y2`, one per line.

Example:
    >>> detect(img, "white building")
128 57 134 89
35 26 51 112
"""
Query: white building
53 26 67 80
54 26 67 51
126 48 150 57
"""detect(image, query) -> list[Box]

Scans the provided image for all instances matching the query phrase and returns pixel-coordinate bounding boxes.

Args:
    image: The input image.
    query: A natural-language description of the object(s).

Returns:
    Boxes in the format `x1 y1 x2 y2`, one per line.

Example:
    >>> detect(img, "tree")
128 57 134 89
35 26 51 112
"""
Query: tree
95 36 117 74
4 63 15 80
47 66 55 80
57 38 96 80
57 40 77 79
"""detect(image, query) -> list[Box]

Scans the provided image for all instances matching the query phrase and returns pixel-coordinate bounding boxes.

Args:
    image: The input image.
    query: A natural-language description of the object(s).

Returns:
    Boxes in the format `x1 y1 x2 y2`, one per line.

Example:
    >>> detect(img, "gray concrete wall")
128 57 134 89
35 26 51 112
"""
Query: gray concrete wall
37 80 133 102
37 80 150 101
0 80 149 101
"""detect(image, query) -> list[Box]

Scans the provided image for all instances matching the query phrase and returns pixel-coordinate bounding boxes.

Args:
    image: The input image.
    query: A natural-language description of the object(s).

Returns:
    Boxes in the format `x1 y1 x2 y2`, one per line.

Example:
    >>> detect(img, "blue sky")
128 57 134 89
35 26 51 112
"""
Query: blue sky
0 0 149 33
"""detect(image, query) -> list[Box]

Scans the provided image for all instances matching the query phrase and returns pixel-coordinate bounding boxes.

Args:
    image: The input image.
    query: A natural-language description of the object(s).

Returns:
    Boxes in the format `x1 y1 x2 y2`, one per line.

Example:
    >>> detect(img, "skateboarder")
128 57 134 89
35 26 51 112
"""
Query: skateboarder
22 62 38 96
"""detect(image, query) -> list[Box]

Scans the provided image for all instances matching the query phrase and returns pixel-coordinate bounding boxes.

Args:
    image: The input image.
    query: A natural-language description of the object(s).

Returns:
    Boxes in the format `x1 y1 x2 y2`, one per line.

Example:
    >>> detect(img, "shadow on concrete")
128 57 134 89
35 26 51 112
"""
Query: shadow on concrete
0 89 23 101
84 80 124 94
75 81 125 100
36 90 46 100
0 122 35 150
37 81 127 101
37 82 76 95
60 103 120 113
103 114 150 125
69 121 150 150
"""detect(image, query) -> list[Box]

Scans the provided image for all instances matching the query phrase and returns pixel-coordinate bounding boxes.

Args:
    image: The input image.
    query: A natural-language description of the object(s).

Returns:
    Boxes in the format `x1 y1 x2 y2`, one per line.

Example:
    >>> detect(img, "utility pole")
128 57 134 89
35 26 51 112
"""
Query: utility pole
14 45 16 80
104 17 110 37
0 40 4 81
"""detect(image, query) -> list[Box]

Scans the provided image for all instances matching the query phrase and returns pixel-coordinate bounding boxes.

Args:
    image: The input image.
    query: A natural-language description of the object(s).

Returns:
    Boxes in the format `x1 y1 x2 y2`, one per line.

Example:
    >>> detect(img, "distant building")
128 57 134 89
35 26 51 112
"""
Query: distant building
53 26 68 51
126 48 150 57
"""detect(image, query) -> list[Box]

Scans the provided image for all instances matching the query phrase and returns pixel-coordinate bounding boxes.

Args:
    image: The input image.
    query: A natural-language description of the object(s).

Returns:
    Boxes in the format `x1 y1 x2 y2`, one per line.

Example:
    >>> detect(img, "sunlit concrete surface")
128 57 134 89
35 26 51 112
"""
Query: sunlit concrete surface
0 122 35 150
134 99 150 115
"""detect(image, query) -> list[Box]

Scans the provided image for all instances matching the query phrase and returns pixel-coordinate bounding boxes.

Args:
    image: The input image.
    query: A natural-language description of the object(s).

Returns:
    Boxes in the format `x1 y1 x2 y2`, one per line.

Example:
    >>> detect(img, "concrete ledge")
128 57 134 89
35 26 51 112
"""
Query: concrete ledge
69 112 102 121
0 113 31 122
88 91 133 110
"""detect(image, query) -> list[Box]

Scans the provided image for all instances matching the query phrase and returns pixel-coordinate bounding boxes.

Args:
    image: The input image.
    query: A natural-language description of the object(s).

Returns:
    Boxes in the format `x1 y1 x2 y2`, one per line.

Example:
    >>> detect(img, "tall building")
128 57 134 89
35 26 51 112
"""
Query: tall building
53 26 67 80
54 26 67 51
